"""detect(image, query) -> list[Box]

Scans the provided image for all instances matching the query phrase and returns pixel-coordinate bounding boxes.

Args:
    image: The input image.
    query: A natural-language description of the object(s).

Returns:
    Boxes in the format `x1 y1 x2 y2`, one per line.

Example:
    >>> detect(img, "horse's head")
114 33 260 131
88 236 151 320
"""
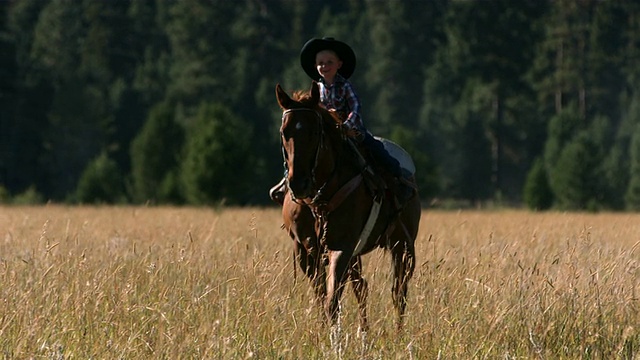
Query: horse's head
276 82 341 200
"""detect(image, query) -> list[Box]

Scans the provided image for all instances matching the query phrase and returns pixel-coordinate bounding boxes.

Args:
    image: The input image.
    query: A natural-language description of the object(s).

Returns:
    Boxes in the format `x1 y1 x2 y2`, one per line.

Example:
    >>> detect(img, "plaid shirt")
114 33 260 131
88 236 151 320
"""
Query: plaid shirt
319 74 363 130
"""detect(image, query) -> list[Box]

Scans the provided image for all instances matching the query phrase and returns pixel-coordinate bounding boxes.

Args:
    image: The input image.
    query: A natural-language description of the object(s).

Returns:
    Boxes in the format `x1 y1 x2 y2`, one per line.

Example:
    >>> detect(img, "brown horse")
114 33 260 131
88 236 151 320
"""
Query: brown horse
276 81 421 333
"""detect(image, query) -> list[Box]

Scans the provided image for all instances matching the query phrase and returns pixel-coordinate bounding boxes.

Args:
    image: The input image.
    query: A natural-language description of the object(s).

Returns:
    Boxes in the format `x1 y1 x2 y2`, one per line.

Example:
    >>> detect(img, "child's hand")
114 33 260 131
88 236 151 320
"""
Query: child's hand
345 127 361 138
342 123 363 140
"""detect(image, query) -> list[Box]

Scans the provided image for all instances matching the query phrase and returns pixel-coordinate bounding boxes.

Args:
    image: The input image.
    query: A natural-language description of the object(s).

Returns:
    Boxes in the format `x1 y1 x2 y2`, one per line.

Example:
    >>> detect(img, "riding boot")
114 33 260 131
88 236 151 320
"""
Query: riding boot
269 177 287 205
393 176 416 208
384 155 415 208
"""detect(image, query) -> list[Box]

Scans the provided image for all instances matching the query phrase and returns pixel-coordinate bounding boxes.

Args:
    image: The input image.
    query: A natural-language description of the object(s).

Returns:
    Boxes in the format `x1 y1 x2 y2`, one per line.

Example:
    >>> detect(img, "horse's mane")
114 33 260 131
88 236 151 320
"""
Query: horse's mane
278 84 373 189
291 89 359 166
291 90 312 104
291 90 343 128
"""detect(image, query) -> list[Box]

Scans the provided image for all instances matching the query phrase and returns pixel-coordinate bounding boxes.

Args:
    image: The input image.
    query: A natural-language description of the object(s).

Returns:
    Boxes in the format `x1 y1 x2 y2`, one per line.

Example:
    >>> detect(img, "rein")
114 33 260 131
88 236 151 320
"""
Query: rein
281 108 326 201
281 106 385 257
281 107 363 216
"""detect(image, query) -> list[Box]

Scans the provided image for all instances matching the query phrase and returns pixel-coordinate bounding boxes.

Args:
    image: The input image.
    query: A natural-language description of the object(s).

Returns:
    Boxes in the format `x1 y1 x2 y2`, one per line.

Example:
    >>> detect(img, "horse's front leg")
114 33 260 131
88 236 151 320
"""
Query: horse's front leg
294 240 326 309
311 246 327 311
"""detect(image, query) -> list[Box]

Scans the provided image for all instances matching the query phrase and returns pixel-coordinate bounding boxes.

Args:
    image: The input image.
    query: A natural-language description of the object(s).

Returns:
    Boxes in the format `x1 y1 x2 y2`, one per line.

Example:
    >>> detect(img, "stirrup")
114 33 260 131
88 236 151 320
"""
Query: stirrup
269 178 287 205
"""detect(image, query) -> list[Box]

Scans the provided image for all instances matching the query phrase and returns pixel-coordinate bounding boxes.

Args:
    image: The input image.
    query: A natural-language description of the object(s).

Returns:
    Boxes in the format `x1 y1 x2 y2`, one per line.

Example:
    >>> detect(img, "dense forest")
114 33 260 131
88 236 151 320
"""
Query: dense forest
1 0 639 210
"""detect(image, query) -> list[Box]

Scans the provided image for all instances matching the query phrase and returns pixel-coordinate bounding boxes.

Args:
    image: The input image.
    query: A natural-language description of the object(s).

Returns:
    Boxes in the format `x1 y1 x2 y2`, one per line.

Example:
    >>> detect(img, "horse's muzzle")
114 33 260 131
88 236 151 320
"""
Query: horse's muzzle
287 176 314 199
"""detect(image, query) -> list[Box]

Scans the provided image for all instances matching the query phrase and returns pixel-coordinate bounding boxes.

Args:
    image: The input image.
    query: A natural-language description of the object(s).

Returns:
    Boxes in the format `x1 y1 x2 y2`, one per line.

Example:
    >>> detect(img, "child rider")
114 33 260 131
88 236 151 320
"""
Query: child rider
269 37 414 207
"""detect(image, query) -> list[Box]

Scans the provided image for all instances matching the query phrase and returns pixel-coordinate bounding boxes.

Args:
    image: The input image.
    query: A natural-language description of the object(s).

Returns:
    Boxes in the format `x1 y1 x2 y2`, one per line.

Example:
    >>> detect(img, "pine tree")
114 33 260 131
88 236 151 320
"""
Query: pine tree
625 112 640 210
181 102 254 205
164 1 238 117
74 152 125 204
544 104 582 187
420 0 547 202
523 157 553 210
29 0 137 199
4 0 52 196
551 133 598 210
130 102 184 204
0 1 16 190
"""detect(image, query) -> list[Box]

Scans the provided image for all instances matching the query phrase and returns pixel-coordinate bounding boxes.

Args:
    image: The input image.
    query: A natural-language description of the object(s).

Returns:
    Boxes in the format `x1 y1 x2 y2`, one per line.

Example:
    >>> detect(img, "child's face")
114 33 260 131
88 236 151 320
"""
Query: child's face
315 50 342 82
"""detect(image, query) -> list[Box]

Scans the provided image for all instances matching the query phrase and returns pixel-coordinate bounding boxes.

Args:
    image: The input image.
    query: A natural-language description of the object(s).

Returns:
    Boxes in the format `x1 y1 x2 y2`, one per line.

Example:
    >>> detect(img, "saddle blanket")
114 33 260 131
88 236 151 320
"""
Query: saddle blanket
374 137 416 175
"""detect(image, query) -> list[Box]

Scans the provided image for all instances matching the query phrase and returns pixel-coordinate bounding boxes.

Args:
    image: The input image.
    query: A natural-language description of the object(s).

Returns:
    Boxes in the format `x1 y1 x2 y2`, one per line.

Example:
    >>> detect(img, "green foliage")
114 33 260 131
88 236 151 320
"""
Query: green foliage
165 1 238 115
389 126 440 200
431 80 494 201
3 0 51 197
544 104 583 173
362 1 445 134
181 102 254 205
130 101 184 204
602 143 629 210
619 90 640 209
74 152 125 204
0 185 9 204
625 124 640 210
550 133 598 211
419 0 546 202
158 170 183 205
458 111 493 202
543 104 614 210
523 158 553 210
418 49 462 199
12 186 44 205
25 1 138 199
2 0 640 207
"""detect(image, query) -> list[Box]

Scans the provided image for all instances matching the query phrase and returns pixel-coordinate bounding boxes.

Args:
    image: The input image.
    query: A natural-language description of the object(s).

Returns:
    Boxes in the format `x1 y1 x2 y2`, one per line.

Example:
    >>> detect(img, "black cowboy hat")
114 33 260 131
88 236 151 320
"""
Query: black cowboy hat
300 37 356 80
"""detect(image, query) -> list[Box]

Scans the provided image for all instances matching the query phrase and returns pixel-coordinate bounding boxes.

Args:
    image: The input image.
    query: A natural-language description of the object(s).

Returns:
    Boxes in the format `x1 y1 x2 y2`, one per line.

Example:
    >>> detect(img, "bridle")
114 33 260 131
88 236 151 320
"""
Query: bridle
280 108 334 205
281 106 372 254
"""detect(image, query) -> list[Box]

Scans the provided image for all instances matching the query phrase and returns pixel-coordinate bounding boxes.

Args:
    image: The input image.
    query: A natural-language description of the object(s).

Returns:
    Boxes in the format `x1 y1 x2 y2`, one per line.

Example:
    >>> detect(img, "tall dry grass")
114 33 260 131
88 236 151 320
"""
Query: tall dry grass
0 206 639 359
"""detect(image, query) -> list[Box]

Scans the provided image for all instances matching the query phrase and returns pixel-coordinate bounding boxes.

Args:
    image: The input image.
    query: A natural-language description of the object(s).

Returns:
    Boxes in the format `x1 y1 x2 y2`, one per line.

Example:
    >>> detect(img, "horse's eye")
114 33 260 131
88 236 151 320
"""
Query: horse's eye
282 121 305 140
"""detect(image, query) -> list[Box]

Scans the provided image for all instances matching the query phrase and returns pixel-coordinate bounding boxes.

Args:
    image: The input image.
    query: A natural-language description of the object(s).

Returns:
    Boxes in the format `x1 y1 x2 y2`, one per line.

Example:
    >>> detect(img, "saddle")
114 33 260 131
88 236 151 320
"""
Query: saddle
268 126 416 208
346 138 416 210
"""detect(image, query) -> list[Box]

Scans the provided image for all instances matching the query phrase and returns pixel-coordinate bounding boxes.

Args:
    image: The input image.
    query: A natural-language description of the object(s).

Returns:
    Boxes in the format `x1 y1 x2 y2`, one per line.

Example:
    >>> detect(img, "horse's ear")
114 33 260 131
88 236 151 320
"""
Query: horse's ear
276 83 292 110
310 81 320 104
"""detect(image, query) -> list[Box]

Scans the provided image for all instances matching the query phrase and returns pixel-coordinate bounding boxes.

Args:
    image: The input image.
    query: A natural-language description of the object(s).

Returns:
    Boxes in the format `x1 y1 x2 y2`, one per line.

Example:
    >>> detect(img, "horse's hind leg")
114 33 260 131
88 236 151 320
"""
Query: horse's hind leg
349 256 370 356
325 250 351 324
349 256 369 333
391 238 416 331
326 250 352 355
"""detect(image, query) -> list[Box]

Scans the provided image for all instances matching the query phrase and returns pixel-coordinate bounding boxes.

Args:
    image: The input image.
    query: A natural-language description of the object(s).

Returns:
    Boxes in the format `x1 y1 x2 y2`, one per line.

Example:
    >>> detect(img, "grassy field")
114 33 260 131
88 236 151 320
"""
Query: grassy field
1 206 639 359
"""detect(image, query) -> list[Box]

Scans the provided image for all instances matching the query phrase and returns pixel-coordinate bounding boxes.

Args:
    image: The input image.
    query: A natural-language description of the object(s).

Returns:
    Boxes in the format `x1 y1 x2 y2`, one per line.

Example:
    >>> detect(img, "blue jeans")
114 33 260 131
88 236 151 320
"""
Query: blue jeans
360 132 402 178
